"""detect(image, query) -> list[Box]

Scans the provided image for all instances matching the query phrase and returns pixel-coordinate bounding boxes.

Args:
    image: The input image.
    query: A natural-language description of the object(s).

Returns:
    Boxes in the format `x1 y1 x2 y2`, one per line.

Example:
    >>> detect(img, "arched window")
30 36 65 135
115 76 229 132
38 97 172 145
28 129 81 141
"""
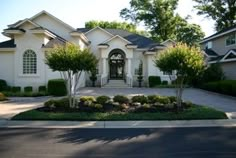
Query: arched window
23 49 37 74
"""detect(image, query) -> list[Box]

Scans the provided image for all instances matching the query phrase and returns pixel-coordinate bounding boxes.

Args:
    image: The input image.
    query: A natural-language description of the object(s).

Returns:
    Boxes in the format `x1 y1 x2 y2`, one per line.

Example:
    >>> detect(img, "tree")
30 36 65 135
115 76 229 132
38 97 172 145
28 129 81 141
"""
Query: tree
175 15 205 46
155 43 205 109
120 0 178 41
85 20 149 37
193 0 236 31
45 43 98 108
120 0 205 44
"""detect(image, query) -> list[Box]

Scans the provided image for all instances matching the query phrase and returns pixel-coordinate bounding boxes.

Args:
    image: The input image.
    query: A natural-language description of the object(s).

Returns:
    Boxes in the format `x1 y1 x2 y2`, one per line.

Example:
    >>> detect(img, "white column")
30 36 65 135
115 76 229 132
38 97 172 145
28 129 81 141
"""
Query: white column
102 58 107 76
127 58 131 77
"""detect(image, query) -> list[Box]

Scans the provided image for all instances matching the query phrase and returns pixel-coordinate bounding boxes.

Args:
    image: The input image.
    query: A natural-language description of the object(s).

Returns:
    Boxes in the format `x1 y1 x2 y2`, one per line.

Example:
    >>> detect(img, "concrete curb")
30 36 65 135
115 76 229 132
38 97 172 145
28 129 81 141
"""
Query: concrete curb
1 119 236 128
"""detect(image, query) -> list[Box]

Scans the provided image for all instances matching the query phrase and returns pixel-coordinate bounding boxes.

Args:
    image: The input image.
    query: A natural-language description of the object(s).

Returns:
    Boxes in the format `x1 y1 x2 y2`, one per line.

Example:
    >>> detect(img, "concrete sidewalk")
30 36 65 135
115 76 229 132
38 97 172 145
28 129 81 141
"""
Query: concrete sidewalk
1 119 236 128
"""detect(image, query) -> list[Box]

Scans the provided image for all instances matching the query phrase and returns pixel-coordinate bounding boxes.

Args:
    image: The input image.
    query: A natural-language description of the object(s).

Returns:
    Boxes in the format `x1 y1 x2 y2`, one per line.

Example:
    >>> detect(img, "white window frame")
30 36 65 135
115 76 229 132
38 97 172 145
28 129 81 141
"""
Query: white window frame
23 49 37 74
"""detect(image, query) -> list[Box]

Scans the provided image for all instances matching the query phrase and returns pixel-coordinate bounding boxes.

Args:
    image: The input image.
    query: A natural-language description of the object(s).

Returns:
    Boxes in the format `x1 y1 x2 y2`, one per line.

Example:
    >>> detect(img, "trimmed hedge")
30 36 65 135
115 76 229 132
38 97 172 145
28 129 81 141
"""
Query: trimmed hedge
201 80 236 96
113 95 129 104
96 96 110 105
0 79 7 91
24 86 33 93
38 86 47 92
148 76 161 87
48 79 67 96
12 86 21 92
162 80 168 85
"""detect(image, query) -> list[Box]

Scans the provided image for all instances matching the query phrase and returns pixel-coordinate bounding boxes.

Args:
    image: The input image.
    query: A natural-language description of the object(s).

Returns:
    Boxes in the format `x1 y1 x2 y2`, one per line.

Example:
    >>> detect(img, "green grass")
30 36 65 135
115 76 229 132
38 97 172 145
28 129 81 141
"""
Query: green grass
12 105 227 121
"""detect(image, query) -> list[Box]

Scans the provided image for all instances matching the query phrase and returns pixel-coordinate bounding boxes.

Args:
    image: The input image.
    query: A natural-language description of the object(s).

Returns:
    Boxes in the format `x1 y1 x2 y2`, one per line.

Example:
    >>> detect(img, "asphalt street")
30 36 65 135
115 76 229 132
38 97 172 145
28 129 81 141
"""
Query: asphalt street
0 127 236 158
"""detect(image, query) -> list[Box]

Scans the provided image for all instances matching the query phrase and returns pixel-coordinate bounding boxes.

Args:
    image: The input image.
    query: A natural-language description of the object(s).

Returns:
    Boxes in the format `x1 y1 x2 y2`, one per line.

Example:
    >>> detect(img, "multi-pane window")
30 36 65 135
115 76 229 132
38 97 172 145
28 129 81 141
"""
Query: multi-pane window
23 49 37 74
226 33 236 46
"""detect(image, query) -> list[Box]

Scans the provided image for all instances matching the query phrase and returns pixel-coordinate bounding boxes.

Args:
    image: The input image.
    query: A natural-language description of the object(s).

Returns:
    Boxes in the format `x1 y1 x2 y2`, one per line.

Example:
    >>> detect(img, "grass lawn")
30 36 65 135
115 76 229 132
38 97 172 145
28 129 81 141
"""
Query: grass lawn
12 105 227 121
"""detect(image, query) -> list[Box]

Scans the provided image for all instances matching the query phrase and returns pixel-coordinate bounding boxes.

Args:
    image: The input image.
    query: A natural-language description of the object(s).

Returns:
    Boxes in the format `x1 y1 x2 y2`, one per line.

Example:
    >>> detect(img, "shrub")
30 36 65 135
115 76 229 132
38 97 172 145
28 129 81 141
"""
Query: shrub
0 92 7 101
24 86 33 93
162 80 168 85
80 96 96 102
147 95 157 104
168 96 177 103
44 98 70 110
113 95 129 104
38 86 47 92
96 96 110 104
148 76 161 87
155 96 170 104
12 86 21 92
48 79 67 96
131 95 148 104
0 79 7 91
201 80 236 97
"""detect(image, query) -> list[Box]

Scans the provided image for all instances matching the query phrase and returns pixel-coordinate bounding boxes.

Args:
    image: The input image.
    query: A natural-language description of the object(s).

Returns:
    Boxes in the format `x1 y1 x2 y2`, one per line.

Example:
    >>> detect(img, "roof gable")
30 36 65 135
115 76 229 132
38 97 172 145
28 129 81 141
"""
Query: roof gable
84 26 114 37
102 35 132 44
30 10 75 31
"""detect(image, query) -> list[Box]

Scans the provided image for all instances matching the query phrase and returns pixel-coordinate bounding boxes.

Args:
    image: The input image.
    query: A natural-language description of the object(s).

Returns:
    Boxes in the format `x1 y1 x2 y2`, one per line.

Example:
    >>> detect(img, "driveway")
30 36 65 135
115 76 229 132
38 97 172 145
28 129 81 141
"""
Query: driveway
0 97 51 119
79 88 236 112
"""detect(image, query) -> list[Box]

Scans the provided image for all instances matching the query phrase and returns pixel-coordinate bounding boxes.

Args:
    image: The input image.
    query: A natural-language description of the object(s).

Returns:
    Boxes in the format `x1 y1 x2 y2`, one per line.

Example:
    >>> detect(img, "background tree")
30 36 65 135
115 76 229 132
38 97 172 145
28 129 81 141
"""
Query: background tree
45 43 97 108
120 0 178 41
155 43 205 109
85 20 149 37
120 0 205 44
193 0 236 31
175 15 205 46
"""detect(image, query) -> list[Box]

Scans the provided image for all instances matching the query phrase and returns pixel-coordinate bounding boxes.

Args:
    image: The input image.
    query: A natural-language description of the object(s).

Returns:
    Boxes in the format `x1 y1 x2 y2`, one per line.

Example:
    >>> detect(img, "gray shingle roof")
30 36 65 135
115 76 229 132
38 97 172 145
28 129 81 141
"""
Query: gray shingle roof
201 24 236 42
77 28 164 49
205 48 218 56
0 39 16 48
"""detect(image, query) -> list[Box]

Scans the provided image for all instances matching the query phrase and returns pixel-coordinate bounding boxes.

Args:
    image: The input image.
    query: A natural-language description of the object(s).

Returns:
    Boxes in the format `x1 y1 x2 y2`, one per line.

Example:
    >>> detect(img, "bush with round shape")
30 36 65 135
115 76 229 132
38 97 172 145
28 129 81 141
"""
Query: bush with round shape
168 96 177 103
147 95 157 104
0 79 7 91
44 98 70 110
148 76 161 87
80 96 96 102
131 95 148 104
113 95 129 104
96 95 110 105
0 92 7 101
48 79 67 96
24 86 33 93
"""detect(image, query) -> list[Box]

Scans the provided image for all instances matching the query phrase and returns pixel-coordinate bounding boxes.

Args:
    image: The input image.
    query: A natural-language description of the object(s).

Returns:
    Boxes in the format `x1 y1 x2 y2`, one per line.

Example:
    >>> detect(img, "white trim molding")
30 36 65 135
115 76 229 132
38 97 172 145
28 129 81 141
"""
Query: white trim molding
200 27 236 43
85 26 114 37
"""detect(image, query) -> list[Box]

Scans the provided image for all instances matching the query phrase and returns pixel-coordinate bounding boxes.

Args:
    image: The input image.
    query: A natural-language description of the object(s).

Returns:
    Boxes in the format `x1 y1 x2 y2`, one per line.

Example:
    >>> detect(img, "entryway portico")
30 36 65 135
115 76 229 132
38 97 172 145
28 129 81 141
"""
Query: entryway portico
98 35 136 87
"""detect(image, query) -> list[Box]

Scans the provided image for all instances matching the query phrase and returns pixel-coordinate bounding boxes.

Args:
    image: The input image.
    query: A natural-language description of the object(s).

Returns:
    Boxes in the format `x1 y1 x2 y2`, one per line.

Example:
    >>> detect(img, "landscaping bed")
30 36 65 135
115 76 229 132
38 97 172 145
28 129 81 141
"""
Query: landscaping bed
12 95 227 120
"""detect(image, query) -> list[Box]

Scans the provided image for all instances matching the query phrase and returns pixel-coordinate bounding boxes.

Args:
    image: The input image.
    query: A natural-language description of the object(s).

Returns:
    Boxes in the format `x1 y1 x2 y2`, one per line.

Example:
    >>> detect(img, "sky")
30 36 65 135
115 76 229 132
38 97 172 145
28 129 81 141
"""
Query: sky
0 0 215 42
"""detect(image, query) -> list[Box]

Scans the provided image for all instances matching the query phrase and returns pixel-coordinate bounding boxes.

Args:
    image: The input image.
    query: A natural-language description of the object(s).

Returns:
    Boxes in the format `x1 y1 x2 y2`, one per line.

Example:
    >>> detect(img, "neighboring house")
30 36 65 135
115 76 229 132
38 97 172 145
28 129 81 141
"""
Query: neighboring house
0 10 172 90
200 25 236 79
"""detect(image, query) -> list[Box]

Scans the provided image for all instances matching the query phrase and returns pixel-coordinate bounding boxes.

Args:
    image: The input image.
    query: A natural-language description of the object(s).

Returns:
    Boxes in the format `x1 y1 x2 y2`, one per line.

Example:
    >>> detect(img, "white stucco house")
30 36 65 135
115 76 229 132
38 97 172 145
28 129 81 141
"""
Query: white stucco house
0 10 173 90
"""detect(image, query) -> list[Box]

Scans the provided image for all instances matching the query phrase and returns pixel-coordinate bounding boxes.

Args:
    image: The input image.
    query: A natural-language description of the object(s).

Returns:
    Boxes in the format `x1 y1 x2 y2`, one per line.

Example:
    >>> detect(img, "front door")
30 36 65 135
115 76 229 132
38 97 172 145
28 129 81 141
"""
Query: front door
109 49 125 80
110 59 124 79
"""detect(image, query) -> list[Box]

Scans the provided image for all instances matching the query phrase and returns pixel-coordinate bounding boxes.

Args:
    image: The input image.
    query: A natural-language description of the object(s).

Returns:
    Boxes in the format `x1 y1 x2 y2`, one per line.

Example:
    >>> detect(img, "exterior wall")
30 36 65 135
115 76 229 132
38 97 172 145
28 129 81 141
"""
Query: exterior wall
0 52 14 86
221 61 236 79
145 52 171 85
201 31 236 55
14 22 47 91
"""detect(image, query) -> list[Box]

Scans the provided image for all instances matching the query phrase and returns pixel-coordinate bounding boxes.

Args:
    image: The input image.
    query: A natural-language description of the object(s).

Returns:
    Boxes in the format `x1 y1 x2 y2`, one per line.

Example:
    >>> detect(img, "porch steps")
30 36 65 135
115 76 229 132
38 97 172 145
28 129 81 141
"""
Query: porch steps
103 80 130 88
